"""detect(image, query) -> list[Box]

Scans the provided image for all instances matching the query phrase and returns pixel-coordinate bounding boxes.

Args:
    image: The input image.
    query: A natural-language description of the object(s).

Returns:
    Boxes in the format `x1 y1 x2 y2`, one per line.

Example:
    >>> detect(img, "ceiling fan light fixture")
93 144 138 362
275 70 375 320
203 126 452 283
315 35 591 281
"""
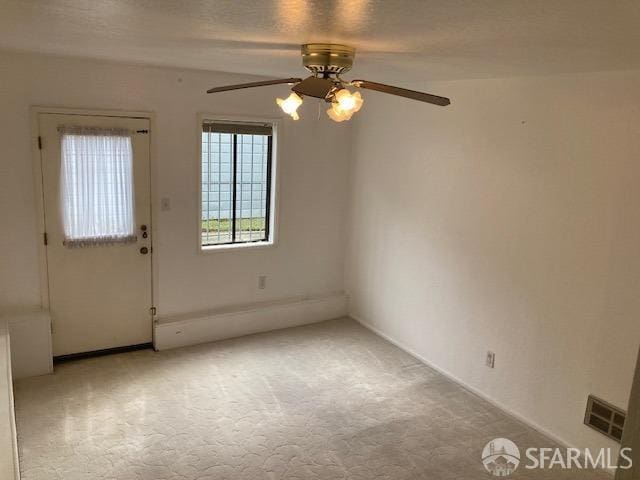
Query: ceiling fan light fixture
326 89 363 122
276 92 303 120
326 103 352 122
336 89 363 113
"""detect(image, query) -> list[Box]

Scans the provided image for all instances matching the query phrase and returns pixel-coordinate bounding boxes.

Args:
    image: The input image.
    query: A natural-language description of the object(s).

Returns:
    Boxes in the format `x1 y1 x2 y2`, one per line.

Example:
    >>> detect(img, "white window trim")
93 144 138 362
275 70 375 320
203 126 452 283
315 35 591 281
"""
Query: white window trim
197 113 281 253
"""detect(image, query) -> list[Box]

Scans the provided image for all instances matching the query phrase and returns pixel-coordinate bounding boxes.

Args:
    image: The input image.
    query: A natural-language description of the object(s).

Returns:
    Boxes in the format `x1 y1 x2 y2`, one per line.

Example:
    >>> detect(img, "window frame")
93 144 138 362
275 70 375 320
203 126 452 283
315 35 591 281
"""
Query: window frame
197 113 280 253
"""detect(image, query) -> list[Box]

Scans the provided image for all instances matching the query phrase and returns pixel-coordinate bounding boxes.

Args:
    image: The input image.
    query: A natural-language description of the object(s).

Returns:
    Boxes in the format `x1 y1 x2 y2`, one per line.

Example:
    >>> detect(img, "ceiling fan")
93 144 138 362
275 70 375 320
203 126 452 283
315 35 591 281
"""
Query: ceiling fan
206 43 451 122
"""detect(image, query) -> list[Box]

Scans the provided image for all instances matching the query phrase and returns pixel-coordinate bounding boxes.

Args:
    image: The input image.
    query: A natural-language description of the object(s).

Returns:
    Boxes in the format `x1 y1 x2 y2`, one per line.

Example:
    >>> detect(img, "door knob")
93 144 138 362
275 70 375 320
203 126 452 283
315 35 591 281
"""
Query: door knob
140 247 149 255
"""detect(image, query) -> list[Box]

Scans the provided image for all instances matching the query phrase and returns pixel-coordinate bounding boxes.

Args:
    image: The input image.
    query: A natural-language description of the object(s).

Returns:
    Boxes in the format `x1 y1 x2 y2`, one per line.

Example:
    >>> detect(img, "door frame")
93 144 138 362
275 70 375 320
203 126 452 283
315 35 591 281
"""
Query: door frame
30 106 157 347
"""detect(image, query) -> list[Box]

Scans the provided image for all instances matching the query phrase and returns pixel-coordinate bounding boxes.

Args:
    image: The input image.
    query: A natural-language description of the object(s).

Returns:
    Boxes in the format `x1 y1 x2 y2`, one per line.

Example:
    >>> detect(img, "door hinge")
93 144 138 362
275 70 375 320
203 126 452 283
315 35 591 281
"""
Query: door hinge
43 232 48 245
150 306 157 316
38 136 42 150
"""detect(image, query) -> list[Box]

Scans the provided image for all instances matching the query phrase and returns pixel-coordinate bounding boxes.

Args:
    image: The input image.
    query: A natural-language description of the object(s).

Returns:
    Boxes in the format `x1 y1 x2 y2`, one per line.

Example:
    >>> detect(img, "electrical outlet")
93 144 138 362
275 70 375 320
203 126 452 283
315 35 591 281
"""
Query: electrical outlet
161 197 171 211
486 351 495 369
258 275 267 290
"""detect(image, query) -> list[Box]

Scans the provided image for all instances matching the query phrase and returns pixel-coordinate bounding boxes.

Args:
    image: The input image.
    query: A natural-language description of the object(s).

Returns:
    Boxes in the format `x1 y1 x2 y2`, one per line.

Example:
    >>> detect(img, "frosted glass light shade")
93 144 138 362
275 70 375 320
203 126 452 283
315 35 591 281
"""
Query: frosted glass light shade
326 89 363 122
276 92 303 120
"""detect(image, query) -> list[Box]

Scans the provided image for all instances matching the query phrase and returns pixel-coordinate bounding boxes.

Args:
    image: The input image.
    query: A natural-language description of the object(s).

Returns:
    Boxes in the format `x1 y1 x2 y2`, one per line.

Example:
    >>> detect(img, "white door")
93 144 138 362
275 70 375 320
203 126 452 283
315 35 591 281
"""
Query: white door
39 113 152 356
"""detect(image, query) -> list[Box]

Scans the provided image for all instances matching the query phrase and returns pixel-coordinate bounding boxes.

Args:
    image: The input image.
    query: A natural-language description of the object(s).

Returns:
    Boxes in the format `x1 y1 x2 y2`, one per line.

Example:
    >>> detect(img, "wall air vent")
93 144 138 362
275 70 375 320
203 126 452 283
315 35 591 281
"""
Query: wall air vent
584 395 626 442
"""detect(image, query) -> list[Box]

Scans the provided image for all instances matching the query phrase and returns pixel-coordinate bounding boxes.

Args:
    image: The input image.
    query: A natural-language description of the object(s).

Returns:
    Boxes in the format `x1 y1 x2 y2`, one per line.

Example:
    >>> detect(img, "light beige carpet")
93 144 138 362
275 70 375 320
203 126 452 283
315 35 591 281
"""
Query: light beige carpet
14 318 606 479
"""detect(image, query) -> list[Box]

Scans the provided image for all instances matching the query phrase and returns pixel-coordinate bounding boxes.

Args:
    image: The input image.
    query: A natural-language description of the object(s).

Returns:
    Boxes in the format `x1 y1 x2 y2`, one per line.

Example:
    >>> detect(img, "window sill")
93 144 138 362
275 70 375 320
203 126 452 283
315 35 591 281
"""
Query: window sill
200 240 275 253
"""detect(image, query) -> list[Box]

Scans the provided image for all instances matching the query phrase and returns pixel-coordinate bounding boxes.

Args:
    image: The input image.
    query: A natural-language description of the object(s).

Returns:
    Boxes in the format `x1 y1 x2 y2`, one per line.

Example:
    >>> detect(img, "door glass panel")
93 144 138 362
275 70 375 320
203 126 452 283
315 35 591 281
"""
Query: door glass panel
59 126 136 247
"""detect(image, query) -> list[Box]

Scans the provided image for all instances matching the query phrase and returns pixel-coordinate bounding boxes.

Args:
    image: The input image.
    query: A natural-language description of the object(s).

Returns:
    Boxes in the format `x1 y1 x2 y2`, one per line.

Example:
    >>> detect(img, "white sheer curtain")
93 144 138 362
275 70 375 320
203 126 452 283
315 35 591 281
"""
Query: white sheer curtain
59 126 136 248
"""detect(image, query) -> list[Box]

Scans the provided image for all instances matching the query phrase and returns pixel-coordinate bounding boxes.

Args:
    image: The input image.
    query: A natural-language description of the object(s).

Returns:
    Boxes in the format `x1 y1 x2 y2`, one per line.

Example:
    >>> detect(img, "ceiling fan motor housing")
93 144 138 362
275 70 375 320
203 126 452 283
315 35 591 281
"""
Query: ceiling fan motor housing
301 44 356 76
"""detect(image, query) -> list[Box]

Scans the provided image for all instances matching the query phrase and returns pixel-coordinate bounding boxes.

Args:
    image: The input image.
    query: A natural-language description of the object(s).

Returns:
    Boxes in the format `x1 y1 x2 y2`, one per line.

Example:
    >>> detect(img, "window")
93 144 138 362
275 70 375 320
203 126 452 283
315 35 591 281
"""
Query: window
201 120 274 248
59 126 136 248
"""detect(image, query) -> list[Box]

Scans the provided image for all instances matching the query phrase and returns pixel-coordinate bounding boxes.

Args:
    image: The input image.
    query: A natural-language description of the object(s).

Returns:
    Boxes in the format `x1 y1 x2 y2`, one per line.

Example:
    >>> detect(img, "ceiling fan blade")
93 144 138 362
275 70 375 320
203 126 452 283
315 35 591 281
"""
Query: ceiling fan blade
350 80 450 106
292 76 336 99
207 78 302 94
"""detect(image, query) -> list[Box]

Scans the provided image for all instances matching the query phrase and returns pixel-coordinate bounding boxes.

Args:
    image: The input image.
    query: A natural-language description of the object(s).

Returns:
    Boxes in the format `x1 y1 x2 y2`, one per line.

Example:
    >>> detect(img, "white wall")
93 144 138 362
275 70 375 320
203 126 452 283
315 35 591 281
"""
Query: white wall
616 347 639 480
0 320 19 480
0 50 350 318
346 70 640 453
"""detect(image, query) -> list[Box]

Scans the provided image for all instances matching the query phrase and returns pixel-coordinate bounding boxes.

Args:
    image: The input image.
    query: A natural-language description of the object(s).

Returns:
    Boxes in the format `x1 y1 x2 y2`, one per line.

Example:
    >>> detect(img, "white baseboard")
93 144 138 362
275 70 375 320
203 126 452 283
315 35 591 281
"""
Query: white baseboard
154 292 348 351
351 315 576 448
353 314 616 477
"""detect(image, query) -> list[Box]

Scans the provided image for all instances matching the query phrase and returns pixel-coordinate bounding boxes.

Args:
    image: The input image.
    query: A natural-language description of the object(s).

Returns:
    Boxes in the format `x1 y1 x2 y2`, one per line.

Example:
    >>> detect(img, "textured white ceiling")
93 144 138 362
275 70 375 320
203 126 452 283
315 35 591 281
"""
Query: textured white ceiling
1 0 639 83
